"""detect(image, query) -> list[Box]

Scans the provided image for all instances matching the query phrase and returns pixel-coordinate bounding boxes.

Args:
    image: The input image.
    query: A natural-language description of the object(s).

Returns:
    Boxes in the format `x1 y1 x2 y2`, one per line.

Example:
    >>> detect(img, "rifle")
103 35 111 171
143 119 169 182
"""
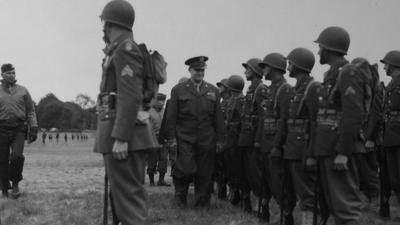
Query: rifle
313 159 329 225
103 174 109 225
377 145 391 219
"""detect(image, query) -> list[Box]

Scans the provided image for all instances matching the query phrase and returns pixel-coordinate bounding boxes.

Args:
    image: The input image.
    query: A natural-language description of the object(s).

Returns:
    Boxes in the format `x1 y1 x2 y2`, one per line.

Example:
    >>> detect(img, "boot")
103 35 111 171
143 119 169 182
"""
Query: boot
241 192 252 213
157 173 171 186
148 173 155 186
11 182 21 199
301 211 313 225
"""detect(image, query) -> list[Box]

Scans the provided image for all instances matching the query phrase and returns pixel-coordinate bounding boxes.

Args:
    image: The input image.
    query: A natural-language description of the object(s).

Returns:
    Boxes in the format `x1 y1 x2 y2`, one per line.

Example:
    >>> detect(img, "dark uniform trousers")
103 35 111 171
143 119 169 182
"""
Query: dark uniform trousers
0 124 26 191
147 145 168 175
103 151 148 225
355 151 380 199
385 146 400 198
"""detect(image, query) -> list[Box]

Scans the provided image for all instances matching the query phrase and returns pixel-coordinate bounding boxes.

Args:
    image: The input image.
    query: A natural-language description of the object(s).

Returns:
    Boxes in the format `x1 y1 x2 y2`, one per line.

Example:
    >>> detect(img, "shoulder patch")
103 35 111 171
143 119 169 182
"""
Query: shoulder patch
121 65 134 77
125 42 133 51
345 86 356 96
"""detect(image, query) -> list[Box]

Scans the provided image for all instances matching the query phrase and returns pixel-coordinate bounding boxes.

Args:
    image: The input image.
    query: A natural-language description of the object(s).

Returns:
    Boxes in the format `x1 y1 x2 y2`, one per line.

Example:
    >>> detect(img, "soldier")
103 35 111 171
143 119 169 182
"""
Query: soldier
237 58 264 213
64 133 68 143
380 50 400 205
71 134 74 141
284 48 319 225
165 56 224 207
215 78 229 200
48 133 53 143
257 53 294 223
55 132 60 144
147 93 170 186
0 63 38 198
306 26 366 225
94 0 158 224
222 75 245 206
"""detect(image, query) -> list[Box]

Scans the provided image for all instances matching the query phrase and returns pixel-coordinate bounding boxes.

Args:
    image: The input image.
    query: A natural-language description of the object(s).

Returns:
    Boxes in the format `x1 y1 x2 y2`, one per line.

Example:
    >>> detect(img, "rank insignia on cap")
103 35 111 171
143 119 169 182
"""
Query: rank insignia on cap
121 65 133 77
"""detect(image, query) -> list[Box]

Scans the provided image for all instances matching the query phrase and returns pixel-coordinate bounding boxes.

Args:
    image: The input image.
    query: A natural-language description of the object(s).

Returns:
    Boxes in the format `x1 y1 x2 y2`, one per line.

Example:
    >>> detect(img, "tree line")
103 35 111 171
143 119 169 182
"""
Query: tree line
36 93 97 131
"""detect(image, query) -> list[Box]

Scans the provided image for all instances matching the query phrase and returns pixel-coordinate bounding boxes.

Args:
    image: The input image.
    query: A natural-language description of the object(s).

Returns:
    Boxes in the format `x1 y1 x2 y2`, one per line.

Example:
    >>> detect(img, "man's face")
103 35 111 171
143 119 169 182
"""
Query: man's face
318 45 328 65
189 68 205 83
244 67 254 81
262 66 272 80
102 21 110 44
1 70 16 83
287 62 296 78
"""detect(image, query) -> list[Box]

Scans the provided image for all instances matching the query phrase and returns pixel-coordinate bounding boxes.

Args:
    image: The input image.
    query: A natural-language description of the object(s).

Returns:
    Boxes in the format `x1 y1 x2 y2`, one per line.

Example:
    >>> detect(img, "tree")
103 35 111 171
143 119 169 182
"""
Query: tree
75 94 95 110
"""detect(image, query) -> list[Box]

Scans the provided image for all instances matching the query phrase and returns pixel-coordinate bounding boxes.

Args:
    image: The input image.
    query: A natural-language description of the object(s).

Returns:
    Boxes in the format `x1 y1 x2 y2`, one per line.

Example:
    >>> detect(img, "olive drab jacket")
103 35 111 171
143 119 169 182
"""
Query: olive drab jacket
365 82 385 146
224 93 245 150
255 77 292 154
283 75 319 160
94 33 157 153
238 79 264 147
313 59 367 156
383 72 400 147
165 80 224 144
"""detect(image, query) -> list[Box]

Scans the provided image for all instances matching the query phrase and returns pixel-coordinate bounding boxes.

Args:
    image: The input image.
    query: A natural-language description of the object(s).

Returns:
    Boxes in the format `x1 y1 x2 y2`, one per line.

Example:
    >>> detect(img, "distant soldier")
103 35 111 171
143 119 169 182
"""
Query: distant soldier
55 132 60 144
71 134 74 141
94 0 158 224
0 63 38 198
283 48 319 225
381 50 400 206
42 131 47 144
306 26 366 225
214 78 229 199
237 58 264 212
48 133 53 143
77 134 80 141
222 75 245 205
64 133 68 143
166 56 224 207
257 53 294 223
147 93 170 186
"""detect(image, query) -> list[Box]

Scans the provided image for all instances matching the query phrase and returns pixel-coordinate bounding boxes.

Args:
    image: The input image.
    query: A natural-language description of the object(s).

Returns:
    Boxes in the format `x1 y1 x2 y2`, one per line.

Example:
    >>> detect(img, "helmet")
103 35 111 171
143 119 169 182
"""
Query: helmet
286 48 315 72
314 26 350 55
216 78 228 88
259 53 286 72
100 0 135 30
242 58 263 76
380 50 400 67
226 75 245 92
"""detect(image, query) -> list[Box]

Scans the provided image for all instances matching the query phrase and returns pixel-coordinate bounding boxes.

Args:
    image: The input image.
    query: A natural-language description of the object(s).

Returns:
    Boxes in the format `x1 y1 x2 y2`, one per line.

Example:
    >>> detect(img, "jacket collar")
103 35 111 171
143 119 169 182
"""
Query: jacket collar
387 71 400 91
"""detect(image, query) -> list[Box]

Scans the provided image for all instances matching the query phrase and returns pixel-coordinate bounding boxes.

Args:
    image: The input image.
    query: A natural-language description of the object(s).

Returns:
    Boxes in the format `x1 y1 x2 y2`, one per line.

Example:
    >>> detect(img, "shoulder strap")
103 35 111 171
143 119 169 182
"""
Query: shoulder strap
296 80 318 117
273 82 290 111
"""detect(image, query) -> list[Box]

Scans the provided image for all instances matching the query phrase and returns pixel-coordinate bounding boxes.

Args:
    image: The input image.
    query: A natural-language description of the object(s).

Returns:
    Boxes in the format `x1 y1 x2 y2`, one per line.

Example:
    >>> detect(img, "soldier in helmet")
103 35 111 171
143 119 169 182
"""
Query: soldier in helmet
380 50 400 206
94 0 158 224
306 26 366 225
165 56 224 208
237 58 265 212
214 78 230 199
283 48 319 225
222 75 245 206
256 53 294 224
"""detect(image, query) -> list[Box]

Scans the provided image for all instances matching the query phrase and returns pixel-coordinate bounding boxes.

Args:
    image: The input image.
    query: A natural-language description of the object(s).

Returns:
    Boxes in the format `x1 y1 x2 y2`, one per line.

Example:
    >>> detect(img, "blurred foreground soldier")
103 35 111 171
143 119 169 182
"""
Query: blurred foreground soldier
381 50 400 205
215 78 229 200
257 53 294 223
42 131 47 144
222 75 245 205
0 63 38 198
166 56 224 207
284 48 319 225
94 0 157 224
237 58 264 213
307 26 365 225
147 93 170 186
64 133 68 143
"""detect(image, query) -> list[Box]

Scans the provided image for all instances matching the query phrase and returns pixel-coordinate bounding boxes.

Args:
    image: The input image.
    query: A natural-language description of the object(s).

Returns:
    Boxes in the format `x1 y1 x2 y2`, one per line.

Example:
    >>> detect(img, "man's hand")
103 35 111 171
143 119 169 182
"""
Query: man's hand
216 141 224 153
28 126 38 144
305 157 317 170
333 154 348 171
365 140 375 151
112 139 129 160
270 147 281 157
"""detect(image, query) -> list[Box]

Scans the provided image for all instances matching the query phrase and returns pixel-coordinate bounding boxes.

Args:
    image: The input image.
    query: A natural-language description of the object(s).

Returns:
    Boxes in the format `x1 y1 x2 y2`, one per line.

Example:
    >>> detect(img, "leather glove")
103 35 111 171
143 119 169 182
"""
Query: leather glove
28 126 38 144
333 154 348 171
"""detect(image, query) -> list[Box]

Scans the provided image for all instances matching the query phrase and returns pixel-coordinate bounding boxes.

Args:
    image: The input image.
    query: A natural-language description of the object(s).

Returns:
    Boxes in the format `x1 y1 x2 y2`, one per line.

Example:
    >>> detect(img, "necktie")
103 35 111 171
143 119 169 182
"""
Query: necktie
196 84 201 92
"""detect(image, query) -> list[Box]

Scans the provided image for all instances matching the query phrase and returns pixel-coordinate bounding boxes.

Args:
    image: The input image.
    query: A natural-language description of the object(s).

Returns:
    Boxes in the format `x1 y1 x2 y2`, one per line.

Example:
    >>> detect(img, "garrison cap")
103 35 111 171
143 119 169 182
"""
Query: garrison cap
216 78 228 87
185 56 208 69
1 64 15 73
156 93 167 101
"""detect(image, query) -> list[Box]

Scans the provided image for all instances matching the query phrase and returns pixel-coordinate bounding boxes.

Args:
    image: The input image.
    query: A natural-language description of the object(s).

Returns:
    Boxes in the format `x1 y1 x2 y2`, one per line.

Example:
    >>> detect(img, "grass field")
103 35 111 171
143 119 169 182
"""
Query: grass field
0 139 399 225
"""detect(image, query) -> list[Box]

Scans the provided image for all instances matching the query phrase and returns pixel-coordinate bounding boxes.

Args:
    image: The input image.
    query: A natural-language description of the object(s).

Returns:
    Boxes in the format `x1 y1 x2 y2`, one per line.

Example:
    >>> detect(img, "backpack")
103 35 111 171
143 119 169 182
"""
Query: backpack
138 43 167 109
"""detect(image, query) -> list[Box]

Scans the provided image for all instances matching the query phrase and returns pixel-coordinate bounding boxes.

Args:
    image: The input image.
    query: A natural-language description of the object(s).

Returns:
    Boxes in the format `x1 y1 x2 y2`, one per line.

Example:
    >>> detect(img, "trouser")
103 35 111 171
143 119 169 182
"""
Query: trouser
214 150 228 192
103 150 148 225
147 146 168 175
247 147 263 198
225 146 241 189
172 138 215 206
318 155 362 225
355 151 380 199
236 146 251 194
385 146 400 198
288 159 316 211
0 125 26 191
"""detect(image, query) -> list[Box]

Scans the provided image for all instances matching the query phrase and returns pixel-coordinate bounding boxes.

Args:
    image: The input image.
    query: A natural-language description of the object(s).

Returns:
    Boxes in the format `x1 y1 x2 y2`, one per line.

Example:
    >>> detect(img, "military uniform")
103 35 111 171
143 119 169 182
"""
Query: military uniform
283 75 318 213
312 59 365 225
166 76 224 206
94 31 157 224
383 71 400 200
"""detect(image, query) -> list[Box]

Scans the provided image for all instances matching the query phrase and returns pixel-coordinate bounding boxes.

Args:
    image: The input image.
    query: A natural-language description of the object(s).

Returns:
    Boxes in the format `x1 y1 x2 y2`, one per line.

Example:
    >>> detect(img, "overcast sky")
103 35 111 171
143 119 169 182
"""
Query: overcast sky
0 0 399 102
